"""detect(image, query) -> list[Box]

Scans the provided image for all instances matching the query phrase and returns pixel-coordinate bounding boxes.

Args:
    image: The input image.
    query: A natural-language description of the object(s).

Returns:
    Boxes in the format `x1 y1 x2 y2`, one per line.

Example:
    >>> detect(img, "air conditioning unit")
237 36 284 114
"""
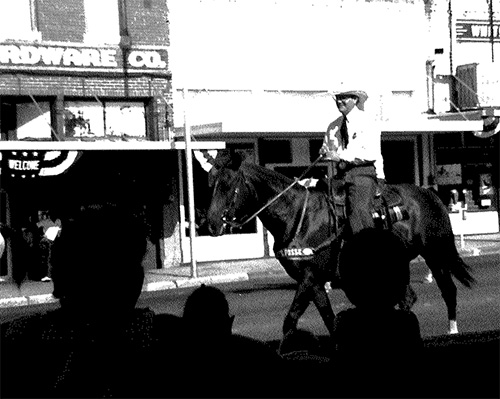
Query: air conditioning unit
455 62 500 110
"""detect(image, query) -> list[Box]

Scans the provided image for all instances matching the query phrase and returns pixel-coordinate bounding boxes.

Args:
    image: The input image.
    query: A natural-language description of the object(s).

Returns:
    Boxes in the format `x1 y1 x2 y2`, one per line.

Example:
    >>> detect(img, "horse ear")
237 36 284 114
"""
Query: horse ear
227 149 244 171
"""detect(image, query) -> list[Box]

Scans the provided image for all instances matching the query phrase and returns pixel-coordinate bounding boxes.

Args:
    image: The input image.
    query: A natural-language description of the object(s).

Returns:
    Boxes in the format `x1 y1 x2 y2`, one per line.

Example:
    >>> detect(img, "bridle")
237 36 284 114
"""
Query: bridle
219 156 323 229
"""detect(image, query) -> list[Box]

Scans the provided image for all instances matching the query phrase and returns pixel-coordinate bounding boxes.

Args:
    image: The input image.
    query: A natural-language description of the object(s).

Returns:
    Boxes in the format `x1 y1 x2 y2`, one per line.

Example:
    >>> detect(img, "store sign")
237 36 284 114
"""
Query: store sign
1 151 80 178
0 44 168 73
456 19 500 42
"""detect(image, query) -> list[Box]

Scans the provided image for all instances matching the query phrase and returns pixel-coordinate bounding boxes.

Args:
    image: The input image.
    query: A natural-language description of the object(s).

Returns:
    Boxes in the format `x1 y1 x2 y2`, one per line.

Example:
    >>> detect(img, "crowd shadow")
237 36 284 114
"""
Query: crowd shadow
1 211 498 399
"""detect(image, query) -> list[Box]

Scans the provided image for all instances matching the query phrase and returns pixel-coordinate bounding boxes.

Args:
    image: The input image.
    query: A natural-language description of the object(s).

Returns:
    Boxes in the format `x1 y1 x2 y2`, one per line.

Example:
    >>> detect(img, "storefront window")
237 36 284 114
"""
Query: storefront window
0 150 174 278
63 101 146 138
17 102 52 140
433 132 497 211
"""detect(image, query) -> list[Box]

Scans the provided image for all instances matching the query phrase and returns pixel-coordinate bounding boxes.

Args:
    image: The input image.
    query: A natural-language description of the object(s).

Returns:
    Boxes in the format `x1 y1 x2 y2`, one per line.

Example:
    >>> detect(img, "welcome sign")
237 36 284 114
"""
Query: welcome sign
1 151 80 179
0 43 168 74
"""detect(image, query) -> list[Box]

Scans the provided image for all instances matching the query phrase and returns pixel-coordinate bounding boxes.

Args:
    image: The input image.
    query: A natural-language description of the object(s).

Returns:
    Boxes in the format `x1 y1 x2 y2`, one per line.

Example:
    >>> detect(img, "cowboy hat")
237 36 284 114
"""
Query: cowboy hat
333 90 368 110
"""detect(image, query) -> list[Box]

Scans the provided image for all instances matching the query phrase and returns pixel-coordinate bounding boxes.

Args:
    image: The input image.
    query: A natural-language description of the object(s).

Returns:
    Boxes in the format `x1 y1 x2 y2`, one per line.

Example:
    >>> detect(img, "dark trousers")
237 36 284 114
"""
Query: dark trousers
342 165 377 235
39 237 53 278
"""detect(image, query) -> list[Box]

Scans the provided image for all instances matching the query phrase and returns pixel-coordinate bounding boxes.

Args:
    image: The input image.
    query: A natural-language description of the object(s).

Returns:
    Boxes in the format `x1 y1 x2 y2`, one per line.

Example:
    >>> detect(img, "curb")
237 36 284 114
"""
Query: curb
0 247 497 310
0 272 250 309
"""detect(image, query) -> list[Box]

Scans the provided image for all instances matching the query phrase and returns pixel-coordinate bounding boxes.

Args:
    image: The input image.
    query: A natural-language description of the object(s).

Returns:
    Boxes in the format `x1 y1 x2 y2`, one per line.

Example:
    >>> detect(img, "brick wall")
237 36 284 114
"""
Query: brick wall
126 0 169 46
0 74 169 98
35 0 169 47
37 0 86 43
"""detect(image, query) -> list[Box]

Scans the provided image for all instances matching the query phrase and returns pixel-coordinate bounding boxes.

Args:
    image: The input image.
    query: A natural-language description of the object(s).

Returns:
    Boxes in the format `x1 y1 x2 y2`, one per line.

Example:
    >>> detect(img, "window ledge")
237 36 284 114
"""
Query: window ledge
83 32 120 46
0 30 42 43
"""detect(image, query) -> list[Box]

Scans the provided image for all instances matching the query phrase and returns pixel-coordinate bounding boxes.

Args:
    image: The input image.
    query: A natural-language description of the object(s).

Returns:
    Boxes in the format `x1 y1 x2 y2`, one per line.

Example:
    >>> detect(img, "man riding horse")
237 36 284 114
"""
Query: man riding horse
320 89 385 235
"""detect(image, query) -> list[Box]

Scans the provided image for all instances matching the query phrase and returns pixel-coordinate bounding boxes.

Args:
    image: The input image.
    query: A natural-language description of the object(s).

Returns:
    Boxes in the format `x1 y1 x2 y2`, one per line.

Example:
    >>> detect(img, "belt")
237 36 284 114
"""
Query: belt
338 161 375 170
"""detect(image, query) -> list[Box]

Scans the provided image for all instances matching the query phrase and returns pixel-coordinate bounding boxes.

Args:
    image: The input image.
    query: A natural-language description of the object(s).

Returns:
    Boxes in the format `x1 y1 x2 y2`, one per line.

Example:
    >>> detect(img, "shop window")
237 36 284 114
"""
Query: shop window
433 132 497 211
309 139 323 162
84 0 120 45
0 0 41 42
259 139 292 165
63 101 146 138
16 102 52 140
0 99 51 141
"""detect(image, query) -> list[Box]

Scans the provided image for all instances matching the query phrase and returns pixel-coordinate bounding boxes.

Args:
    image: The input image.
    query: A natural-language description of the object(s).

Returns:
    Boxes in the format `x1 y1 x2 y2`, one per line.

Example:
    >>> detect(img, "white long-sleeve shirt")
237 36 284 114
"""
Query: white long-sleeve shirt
323 107 385 179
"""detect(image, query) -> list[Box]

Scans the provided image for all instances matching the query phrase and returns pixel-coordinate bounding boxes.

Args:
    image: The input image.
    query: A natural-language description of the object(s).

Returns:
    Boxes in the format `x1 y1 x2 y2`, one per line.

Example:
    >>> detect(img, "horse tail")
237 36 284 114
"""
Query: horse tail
450 255 476 288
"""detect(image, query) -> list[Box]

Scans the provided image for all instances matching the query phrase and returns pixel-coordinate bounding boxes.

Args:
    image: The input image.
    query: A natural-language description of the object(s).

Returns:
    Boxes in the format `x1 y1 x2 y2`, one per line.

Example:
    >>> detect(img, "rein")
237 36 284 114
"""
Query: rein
222 155 324 229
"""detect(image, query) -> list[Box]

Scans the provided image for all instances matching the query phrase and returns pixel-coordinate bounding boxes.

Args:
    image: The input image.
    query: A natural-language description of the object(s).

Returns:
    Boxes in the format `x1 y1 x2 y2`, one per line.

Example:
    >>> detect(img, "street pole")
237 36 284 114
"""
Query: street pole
183 88 198 278
489 0 495 62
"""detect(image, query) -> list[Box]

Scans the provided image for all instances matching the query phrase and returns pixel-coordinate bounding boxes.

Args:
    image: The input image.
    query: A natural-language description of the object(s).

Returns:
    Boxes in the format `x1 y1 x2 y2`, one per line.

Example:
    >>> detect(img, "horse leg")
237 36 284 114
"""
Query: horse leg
282 268 315 337
398 284 418 312
311 280 336 338
427 266 459 334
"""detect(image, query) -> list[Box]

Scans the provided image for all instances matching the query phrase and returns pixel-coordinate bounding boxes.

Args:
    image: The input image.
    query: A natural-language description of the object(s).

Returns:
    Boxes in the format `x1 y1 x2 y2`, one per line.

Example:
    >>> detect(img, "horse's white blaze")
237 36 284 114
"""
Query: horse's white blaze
448 320 458 334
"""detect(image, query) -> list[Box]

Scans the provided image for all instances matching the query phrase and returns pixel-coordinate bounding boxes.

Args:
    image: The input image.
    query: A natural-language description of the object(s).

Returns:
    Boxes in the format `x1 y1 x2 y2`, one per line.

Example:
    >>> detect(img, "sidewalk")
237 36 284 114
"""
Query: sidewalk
0 234 498 309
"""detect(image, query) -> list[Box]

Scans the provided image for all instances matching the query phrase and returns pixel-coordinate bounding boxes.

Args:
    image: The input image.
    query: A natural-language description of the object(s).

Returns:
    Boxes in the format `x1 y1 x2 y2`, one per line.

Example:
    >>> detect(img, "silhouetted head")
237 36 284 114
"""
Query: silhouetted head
183 284 234 338
51 204 148 316
339 229 410 309
279 328 324 359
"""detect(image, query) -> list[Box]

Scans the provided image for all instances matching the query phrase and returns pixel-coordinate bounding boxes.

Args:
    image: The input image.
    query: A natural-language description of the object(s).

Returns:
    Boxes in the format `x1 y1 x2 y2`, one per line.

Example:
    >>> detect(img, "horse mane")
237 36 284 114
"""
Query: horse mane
240 162 299 190
240 163 330 197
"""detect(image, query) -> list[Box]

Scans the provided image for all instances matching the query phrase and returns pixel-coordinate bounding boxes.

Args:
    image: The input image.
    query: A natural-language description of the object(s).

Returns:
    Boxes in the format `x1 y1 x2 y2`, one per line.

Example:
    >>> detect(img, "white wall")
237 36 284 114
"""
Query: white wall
169 0 430 130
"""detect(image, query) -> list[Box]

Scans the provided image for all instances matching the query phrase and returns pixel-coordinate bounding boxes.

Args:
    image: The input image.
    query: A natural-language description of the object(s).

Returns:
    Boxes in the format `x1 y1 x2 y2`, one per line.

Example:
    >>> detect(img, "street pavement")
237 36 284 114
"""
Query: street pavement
0 233 498 309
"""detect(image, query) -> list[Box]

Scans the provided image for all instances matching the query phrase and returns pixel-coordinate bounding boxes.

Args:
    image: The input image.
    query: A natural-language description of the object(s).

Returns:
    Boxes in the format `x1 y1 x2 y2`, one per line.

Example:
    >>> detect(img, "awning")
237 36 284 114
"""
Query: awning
381 119 483 133
0 140 225 151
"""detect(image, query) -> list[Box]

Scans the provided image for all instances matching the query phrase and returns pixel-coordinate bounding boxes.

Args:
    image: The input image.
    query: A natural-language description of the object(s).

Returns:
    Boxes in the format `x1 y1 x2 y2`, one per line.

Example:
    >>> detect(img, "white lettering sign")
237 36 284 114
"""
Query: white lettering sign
0 45 166 70
128 50 166 68
8 159 40 171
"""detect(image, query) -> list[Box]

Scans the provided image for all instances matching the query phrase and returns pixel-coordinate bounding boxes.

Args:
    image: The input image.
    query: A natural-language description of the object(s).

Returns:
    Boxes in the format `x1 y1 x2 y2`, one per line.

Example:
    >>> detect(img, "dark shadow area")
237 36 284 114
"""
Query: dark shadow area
268 329 500 398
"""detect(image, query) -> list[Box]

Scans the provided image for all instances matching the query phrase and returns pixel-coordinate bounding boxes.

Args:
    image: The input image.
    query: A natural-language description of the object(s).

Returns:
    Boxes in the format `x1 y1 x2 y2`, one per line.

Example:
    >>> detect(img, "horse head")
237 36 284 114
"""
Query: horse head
206 150 256 237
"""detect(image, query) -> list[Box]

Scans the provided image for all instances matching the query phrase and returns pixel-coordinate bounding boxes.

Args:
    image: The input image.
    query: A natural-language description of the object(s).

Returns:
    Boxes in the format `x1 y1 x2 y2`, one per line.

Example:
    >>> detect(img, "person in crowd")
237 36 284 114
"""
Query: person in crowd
36 209 62 282
278 328 332 396
333 228 423 397
1 203 184 398
320 90 385 236
181 284 282 397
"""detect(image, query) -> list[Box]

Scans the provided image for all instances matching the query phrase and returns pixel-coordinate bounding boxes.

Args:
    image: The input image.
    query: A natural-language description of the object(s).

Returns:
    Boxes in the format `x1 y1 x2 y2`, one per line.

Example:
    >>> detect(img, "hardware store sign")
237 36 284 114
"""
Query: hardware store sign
456 19 500 42
0 44 167 73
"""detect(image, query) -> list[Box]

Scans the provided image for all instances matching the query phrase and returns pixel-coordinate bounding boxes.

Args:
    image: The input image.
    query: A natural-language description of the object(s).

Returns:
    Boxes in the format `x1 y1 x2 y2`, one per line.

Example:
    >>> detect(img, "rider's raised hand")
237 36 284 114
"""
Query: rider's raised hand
320 144 340 161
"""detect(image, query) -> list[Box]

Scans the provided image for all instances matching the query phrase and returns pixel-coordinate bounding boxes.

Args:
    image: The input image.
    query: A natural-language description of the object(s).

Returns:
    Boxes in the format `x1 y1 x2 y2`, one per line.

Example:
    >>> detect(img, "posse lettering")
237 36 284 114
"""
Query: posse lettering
0 44 167 70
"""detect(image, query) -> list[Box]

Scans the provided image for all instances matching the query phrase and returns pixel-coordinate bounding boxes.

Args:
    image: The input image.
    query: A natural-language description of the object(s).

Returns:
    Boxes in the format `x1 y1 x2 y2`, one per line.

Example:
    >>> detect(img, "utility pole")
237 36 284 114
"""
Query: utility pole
182 88 198 278
489 0 495 62
448 0 454 75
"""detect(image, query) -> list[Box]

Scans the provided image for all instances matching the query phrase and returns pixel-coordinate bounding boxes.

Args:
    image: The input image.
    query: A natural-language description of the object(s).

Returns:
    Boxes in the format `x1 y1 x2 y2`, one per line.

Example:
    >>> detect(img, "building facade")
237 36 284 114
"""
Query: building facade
0 0 180 279
168 0 499 263
2 0 496 274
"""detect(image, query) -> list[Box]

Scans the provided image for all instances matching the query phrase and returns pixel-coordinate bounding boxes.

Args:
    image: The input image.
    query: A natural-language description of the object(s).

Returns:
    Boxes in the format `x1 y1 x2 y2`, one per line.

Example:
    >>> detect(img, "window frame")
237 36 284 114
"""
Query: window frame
0 0 41 42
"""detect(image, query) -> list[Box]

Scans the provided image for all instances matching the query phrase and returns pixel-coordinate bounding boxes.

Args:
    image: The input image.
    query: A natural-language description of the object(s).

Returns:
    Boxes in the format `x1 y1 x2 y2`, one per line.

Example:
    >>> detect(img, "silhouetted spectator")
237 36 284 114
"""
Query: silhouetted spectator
36 209 62 282
278 328 331 397
1 204 183 398
181 284 282 398
334 228 423 397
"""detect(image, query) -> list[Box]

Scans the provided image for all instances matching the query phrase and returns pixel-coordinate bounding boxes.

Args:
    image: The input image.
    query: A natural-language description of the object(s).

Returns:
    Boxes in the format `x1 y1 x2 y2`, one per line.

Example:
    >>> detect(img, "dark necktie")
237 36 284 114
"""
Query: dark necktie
340 116 349 149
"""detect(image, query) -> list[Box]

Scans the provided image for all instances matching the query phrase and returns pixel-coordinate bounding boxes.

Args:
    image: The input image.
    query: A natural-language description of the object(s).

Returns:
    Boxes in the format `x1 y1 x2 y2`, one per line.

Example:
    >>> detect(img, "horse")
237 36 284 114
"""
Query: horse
205 150 475 339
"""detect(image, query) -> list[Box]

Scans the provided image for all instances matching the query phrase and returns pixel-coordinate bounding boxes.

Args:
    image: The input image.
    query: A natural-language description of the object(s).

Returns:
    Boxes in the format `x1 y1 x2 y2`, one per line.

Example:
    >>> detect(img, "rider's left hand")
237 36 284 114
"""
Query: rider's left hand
320 145 340 162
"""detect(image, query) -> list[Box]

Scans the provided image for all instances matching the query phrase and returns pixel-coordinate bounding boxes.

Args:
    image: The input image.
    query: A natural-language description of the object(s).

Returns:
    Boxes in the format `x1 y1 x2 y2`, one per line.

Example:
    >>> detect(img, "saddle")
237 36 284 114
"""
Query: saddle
327 178 409 231
274 179 409 261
